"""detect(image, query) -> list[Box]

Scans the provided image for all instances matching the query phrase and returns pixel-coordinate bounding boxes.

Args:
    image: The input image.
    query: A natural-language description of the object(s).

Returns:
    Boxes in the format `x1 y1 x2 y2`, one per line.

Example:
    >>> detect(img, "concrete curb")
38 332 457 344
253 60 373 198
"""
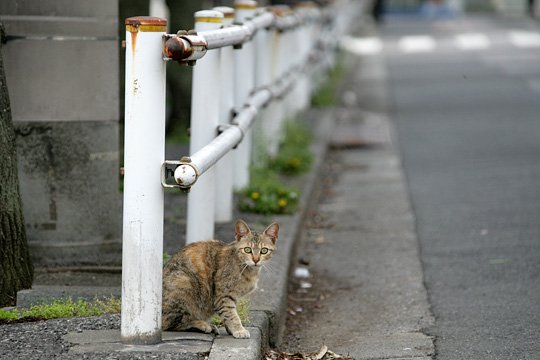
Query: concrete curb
241 109 333 356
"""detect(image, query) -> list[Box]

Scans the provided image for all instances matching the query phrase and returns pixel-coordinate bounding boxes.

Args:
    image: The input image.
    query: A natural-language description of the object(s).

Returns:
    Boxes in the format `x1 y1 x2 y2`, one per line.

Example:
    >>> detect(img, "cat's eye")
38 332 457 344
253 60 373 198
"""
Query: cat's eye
244 247 252 254
260 248 270 255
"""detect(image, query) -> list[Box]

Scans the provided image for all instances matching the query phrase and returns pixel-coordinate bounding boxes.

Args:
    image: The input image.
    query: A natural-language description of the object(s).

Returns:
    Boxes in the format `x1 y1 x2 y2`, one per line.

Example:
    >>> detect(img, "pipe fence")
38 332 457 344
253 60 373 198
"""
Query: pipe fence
122 0 361 345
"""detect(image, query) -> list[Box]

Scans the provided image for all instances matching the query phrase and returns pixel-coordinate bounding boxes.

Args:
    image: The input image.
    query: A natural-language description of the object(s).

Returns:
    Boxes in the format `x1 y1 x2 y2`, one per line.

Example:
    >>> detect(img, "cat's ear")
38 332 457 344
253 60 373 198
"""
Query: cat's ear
263 222 279 244
235 219 251 240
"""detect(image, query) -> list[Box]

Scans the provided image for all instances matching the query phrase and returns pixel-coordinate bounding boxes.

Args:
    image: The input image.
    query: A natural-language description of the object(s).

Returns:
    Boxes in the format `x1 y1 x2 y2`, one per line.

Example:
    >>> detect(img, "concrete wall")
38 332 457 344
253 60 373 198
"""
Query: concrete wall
0 0 121 267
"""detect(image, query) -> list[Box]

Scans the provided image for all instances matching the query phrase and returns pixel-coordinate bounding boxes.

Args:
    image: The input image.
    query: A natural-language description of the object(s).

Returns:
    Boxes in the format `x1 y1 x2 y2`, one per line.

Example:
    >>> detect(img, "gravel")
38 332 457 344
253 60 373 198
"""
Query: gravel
0 315 204 360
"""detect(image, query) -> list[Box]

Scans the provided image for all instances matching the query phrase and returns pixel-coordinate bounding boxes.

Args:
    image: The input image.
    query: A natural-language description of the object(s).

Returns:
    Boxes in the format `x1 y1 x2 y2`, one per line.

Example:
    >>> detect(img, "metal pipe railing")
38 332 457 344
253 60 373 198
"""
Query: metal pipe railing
232 0 257 190
122 0 363 345
184 10 224 250
213 6 236 223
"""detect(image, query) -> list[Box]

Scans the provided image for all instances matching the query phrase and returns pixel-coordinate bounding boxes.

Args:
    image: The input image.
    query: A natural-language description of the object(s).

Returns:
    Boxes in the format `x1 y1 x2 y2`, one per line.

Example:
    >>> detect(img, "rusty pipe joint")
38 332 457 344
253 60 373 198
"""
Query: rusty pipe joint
163 34 208 65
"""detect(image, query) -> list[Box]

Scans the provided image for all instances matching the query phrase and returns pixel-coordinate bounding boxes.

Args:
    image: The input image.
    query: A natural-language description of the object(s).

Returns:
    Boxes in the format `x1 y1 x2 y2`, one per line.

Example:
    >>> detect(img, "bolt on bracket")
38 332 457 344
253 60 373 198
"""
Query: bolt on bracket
161 157 200 192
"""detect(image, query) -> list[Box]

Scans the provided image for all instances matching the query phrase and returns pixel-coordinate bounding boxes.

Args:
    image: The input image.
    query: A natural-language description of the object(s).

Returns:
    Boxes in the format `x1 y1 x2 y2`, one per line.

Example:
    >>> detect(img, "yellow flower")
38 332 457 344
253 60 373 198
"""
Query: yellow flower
278 198 288 208
250 192 260 200
288 158 301 167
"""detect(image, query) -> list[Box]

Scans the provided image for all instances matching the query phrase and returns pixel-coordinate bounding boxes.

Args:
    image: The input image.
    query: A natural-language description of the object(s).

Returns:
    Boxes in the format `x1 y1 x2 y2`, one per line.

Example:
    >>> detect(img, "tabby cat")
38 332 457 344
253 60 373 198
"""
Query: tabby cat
162 219 279 338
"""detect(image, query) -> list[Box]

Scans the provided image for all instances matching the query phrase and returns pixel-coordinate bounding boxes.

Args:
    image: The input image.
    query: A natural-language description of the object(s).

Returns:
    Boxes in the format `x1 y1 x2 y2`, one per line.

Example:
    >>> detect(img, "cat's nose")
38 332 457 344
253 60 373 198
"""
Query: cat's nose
252 255 260 264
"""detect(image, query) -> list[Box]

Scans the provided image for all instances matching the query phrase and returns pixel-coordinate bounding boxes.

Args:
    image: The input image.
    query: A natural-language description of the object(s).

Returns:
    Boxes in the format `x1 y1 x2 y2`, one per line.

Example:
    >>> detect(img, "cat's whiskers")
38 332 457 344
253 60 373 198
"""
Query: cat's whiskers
265 261 283 272
260 263 276 276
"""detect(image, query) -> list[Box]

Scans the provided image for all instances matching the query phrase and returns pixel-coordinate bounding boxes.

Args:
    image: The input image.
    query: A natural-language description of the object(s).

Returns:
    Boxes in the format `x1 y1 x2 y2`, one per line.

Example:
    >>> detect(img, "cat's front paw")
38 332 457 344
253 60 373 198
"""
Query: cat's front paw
231 327 250 339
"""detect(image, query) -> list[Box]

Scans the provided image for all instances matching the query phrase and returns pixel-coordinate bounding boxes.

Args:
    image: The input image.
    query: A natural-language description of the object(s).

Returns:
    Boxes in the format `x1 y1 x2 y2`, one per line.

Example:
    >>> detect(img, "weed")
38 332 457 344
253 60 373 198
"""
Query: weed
311 55 345 108
163 252 172 265
269 121 313 175
239 118 313 214
210 298 250 326
238 167 299 215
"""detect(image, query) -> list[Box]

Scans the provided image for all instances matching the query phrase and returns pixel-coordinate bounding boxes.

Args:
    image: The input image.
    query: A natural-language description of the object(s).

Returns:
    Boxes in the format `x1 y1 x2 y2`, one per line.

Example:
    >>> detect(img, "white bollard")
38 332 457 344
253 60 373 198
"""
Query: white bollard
213 6 235 223
186 10 223 244
289 18 303 116
121 16 167 345
295 3 315 112
233 0 257 190
270 6 294 146
284 17 300 118
254 9 274 162
265 15 285 157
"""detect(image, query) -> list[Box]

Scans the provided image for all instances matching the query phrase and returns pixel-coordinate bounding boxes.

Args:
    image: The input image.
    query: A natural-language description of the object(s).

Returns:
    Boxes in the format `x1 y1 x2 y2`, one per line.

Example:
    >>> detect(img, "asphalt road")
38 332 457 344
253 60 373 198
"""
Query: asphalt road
383 15 540 359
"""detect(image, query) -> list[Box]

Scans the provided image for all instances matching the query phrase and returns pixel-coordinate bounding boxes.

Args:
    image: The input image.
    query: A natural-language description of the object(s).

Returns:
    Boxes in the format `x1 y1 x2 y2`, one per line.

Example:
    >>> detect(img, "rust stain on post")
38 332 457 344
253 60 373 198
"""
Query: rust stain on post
125 16 167 52
125 16 167 32
130 31 137 54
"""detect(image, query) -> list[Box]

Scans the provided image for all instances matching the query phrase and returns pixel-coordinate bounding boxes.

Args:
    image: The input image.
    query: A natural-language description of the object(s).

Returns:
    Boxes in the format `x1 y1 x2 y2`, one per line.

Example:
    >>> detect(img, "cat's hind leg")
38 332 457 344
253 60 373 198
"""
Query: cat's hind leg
162 312 183 331
186 320 215 334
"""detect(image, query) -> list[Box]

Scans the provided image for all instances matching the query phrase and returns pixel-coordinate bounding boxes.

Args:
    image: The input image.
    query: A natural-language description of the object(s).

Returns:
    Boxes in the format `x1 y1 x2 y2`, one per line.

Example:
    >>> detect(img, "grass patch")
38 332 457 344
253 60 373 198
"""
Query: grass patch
239 119 313 214
238 167 299 215
0 297 121 324
210 298 250 326
269 121 313 175
0 293 250 329
311 56 345 108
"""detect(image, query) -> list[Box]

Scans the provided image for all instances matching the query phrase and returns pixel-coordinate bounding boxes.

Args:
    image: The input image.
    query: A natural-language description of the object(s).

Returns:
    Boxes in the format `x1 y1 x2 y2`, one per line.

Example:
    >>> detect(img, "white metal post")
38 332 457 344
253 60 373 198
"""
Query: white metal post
295 4 313 112
275 12 288 145
213 6 235 223
149 0 170 31
121 16 167 345
186 10 223 244
233 0 257 190
264 24 283 157
254 9 274 163
289 21 303 116
283 20 297 120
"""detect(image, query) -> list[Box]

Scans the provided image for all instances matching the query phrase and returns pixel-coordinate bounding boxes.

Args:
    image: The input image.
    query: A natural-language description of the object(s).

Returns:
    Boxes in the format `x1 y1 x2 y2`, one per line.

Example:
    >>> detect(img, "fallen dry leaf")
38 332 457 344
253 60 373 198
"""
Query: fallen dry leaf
265 345 355 360
314 345 328 359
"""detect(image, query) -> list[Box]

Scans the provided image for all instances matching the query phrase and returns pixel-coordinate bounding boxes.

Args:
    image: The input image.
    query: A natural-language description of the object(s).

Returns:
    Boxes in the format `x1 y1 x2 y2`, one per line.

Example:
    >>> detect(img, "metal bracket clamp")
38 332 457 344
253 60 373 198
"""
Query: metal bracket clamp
163 32 208 66
161 157 200 192
217 123 234 134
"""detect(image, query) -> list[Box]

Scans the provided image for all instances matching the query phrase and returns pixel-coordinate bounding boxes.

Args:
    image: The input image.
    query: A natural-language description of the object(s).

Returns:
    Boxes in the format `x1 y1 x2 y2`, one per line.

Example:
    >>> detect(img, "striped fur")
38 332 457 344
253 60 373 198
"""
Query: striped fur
162 219 279 338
